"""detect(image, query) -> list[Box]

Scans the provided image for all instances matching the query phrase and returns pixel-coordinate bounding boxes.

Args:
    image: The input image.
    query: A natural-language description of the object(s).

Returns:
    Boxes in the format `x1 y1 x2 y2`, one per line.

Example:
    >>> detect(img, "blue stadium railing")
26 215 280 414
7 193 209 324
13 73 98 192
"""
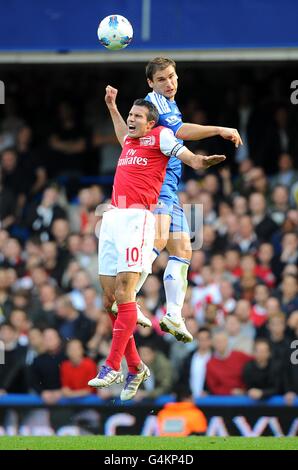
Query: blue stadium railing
0 394 297 407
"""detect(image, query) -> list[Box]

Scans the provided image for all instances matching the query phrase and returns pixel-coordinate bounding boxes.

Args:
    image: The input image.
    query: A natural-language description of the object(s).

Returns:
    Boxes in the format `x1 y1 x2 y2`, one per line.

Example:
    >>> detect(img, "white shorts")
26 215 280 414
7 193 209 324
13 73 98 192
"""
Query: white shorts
98 208 155 276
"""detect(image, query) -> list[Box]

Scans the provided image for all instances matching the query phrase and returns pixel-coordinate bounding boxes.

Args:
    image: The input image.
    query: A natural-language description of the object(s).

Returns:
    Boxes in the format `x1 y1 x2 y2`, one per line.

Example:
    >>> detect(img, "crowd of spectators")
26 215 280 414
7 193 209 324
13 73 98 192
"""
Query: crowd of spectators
0 65 298 406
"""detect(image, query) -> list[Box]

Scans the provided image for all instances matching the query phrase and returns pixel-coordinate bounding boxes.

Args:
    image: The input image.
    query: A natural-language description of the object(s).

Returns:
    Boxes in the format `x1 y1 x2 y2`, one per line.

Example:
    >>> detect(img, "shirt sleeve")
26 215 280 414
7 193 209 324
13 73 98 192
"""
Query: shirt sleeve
158 112 184 136
159 128 187 157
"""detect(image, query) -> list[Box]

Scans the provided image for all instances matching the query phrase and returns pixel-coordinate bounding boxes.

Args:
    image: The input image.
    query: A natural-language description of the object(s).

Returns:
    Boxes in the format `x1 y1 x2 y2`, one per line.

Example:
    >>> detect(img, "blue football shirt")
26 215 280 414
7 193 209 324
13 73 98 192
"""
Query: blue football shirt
145 91 184 199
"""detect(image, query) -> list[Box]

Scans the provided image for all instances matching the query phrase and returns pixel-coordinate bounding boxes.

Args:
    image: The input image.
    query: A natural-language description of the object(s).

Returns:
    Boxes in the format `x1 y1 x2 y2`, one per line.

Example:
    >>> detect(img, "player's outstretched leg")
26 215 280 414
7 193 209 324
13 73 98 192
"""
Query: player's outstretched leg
159 255 193 343
111 248 160 328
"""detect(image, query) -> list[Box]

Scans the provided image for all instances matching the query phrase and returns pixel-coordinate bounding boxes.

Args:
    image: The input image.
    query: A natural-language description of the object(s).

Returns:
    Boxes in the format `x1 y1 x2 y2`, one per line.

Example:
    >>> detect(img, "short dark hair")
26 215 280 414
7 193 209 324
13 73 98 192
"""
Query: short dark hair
282 273 298 282
145 57 176 81
254 338 271 349
1 147 17 156
174 384 192 402
66 338 83 348
198 327 211 336
0 322 16 331
133 99 159 126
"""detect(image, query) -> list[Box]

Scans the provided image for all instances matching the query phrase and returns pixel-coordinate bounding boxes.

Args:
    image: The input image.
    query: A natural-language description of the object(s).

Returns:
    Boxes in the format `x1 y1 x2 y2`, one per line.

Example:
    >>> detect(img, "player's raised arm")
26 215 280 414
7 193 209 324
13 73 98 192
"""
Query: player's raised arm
104 85 127 147
160 127 226 170
176 123 243 148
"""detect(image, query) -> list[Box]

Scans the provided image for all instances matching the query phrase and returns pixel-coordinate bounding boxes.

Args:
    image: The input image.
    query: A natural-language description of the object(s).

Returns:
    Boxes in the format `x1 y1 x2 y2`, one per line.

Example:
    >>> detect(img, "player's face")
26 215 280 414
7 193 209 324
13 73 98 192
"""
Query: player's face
147 65 178 100
127 105 155 138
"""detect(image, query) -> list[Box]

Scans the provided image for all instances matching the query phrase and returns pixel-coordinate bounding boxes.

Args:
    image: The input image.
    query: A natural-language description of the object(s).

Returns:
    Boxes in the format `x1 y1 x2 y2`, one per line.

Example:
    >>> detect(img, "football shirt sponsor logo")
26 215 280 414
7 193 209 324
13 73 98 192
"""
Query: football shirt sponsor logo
118 156 148 166
165 116 181 126
139 136 156 146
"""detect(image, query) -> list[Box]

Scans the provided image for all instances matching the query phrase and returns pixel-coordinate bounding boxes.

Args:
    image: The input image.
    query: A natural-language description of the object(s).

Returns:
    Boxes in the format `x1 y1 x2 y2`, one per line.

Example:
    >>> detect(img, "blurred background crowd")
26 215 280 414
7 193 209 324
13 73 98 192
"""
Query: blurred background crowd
0 64 298 405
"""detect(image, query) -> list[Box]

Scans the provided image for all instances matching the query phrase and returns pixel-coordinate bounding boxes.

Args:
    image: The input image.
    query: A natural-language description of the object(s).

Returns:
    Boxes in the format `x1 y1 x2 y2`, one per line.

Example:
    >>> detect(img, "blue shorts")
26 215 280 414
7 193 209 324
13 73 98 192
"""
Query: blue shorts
154 194 190 233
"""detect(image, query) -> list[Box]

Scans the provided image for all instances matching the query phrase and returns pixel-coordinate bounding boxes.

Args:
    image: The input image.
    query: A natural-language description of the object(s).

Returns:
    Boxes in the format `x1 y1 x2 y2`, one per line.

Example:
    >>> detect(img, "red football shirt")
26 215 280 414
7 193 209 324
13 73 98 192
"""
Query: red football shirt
111 126 185 210
206 351 253 395
60 357 98 392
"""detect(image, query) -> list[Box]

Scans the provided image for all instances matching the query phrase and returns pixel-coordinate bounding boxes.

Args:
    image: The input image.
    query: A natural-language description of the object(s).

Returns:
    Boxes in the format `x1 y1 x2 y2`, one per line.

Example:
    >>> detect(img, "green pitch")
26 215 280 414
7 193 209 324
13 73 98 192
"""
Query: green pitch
0 436 297 450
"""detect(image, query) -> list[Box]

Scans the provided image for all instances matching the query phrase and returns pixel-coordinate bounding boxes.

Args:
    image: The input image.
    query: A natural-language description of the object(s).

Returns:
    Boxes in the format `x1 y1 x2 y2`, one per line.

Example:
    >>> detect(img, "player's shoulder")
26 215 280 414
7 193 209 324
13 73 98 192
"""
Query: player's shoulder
151 125 174 137
146 91 171 114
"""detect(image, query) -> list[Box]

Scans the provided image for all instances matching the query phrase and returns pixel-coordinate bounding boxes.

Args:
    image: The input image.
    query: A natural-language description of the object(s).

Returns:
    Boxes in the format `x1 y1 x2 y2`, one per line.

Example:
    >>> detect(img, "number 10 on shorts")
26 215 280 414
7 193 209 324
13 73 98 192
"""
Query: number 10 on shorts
126 247 139 264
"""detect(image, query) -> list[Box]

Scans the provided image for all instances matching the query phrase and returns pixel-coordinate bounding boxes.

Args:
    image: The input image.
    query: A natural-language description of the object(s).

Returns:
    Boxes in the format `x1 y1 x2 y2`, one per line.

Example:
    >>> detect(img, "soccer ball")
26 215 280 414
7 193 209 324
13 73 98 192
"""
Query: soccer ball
97 15 133 51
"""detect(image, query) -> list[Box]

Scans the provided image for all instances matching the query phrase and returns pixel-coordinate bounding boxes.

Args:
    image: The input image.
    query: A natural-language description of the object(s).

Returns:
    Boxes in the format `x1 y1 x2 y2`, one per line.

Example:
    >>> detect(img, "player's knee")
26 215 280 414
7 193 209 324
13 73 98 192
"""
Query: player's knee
115 282 134 304
181 247 192 261
154 237 167 252
114 287 127 304
168 240 192 260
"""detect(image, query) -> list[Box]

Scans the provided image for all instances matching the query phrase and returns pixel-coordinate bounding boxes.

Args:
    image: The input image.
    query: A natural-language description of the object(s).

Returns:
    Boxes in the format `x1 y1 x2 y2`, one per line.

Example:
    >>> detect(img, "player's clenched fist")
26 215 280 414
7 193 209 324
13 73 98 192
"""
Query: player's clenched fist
105 85 118 108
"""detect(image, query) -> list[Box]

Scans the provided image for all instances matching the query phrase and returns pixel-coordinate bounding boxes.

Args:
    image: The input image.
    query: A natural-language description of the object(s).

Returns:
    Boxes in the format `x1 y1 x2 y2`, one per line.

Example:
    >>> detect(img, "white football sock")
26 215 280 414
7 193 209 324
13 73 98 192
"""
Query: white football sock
163 256 190 319
135 248 160 294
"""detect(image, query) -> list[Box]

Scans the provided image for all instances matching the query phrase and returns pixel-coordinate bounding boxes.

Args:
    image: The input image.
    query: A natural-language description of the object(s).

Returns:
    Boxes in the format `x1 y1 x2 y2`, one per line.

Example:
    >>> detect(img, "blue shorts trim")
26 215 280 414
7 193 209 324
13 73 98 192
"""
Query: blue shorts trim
153 247 160 256
169 255 190 265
